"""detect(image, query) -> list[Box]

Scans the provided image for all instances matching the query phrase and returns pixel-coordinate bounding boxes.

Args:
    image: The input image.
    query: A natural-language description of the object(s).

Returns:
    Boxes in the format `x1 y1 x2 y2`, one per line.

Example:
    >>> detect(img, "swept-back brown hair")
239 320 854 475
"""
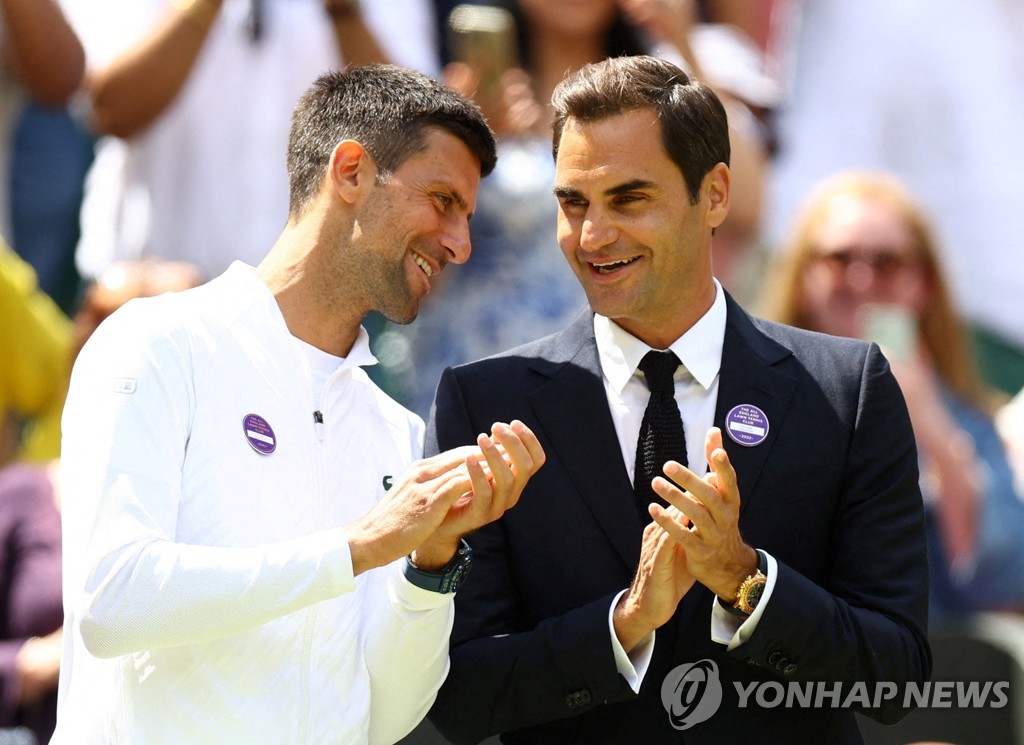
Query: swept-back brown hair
550 55 730 204
761 170 989 410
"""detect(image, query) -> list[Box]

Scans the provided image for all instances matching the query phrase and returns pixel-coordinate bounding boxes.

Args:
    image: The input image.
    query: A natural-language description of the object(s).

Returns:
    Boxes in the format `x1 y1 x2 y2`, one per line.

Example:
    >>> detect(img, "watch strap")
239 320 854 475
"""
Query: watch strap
403 539 473 594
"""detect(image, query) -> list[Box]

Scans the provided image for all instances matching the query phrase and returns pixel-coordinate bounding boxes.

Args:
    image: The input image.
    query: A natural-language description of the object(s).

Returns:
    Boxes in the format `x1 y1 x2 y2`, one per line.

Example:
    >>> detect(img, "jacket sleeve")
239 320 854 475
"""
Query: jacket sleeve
360 561 455 745
425 368 637 745
732 344 932 724
60 307 356 658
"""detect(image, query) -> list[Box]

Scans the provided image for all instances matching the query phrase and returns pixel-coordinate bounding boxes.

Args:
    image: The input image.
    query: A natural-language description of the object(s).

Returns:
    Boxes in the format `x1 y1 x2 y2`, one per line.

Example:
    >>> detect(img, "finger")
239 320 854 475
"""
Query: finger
704 427 723 472
706 428 740 503
430 462 475 505
405 468 475 536
480 429 514 487
639 520 659 553
660 459 705 494
509 420 546 471
416 445 484 481
649 503 694 545
491 420 544 482
490 422 534 479
648 501 692 536
652 475 707 529
427 458 489 531
662 459 723 517
638 522 665 568
464 451 493 506
473 430 527 523
650 529 675 569
441 61 478 96
661 502 692 529
487 422 542 511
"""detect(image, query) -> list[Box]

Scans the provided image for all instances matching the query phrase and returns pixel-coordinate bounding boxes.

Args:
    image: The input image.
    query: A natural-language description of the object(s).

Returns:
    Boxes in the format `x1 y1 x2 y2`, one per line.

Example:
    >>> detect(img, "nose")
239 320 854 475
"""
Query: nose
844 259 878 293
580 209 618 252
442 216 472 265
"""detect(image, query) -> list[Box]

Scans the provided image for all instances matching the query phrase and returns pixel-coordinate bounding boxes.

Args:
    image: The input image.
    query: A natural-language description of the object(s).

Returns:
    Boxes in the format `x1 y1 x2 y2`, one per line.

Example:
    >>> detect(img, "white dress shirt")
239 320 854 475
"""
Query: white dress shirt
593 280 778 690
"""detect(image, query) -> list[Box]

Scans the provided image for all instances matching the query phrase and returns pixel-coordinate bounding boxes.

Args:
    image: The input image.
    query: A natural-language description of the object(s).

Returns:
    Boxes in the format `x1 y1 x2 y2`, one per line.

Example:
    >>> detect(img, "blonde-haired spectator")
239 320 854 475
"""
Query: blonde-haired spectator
762 170 1024 619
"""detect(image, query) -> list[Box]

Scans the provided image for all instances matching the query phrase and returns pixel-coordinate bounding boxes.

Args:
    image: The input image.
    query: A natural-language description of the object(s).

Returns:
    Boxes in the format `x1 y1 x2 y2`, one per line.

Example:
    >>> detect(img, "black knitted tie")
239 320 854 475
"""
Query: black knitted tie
633 350 687 522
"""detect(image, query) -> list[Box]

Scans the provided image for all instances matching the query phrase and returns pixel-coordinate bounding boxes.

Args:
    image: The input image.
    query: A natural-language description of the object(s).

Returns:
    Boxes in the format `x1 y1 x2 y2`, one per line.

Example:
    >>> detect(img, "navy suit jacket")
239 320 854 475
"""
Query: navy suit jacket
426 297 931 745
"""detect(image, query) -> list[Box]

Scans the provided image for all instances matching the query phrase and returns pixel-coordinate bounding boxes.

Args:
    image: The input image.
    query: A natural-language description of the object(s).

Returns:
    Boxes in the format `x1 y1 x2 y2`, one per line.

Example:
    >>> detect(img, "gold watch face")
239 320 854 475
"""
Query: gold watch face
737 572 766 614
745 580 764 608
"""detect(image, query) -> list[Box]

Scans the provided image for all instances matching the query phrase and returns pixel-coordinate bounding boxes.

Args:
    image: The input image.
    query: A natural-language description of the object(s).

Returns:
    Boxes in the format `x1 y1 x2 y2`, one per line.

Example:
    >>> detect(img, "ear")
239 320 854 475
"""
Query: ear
327 140 375 205
704 162 731 230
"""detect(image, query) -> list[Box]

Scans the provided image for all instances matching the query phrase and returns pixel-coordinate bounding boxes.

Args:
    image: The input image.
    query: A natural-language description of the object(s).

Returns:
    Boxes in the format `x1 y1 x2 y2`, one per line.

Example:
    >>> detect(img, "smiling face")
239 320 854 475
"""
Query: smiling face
345 127 481 325
553 109 728 347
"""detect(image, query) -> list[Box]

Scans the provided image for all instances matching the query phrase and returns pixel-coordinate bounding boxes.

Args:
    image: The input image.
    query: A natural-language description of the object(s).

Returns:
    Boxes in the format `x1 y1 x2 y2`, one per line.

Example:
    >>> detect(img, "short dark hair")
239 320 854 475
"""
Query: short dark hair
551 55 729 204
287 64 497 216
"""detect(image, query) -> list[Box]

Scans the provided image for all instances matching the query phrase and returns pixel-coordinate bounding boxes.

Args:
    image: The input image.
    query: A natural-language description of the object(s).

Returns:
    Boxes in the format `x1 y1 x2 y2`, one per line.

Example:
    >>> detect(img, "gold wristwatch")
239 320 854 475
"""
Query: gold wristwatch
722 550 767 617
733 567 767 615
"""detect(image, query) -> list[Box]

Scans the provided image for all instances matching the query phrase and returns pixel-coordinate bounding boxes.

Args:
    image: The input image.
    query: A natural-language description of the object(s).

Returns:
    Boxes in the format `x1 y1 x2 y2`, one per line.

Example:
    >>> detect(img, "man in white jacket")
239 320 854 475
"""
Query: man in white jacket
53 64 544 745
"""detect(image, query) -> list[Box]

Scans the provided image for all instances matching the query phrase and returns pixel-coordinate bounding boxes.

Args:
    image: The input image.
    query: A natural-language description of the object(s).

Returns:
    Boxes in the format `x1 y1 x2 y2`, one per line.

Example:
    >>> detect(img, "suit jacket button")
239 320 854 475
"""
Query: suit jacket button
768 651 782 665
783 664 798 675
566 690 591 709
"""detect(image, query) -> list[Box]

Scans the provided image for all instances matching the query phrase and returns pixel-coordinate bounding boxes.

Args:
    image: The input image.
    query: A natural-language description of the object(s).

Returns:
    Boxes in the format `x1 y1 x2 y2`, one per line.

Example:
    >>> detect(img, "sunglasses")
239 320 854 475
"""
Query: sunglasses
809 247 921 279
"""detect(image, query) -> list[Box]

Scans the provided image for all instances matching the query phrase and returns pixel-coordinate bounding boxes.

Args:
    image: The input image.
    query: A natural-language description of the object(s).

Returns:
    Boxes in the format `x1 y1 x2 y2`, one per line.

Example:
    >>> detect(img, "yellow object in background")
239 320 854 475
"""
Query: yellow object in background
0 240 72 463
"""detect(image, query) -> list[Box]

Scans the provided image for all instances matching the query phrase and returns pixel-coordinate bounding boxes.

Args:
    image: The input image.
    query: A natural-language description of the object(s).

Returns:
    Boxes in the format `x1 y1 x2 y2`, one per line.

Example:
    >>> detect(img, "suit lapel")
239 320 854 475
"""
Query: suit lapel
526 313 644 571
669 298 799 665
520 299 797 573
713 296 797 517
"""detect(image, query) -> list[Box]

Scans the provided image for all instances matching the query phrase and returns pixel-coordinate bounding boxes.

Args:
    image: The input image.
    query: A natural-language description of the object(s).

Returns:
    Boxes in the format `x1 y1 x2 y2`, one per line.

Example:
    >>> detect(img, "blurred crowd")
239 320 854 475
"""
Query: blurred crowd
1 0 1023 742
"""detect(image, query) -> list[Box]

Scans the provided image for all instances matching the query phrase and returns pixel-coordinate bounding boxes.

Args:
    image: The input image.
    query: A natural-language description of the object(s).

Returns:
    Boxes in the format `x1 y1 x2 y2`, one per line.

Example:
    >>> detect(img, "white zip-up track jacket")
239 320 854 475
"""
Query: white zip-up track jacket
53 263 454 744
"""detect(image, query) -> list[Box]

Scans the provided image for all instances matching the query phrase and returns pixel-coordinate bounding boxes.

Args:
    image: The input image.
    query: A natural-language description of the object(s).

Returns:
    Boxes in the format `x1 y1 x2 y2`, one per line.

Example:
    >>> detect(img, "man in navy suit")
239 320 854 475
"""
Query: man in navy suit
426 55 931 744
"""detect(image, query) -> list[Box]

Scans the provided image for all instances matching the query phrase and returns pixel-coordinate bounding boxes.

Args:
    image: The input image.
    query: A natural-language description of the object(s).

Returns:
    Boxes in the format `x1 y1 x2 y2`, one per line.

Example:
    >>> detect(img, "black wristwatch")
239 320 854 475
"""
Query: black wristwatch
403 539 473 594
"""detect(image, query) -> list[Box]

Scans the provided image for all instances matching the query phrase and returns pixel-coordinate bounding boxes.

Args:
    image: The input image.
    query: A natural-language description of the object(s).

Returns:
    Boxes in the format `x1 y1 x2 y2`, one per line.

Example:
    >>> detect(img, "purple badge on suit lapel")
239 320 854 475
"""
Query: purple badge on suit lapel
725 404 769 447
243 413 276 454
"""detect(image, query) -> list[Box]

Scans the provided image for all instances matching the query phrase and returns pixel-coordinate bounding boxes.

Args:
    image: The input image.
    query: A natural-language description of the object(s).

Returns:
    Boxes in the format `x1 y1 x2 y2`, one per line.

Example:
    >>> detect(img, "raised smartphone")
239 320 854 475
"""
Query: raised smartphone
446 4 518 104
860 303 918 362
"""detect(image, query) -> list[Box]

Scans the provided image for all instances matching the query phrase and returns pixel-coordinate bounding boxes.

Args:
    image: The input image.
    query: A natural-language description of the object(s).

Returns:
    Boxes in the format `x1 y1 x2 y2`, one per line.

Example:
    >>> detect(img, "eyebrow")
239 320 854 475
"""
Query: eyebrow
553 186 582 200
607 179 656 195
447 187 474 222
553 179 658 200
450 189 469 213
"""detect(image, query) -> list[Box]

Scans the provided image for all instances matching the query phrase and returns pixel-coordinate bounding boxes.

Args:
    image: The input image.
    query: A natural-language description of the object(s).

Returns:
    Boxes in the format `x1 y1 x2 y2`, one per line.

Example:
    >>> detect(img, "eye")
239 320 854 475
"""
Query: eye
613 193 644 206
558 196 588 210
435 193 453 209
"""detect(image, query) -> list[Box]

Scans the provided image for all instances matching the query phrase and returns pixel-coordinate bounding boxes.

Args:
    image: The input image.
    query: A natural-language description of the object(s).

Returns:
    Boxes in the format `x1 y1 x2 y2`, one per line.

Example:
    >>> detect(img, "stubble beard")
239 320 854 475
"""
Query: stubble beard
373 248 421 326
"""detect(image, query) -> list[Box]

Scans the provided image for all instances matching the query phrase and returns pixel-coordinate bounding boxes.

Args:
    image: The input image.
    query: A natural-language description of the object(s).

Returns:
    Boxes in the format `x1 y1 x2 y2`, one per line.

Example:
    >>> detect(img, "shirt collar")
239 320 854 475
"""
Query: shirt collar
594 278 726 395
342 326 378 369
228 261 378 369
